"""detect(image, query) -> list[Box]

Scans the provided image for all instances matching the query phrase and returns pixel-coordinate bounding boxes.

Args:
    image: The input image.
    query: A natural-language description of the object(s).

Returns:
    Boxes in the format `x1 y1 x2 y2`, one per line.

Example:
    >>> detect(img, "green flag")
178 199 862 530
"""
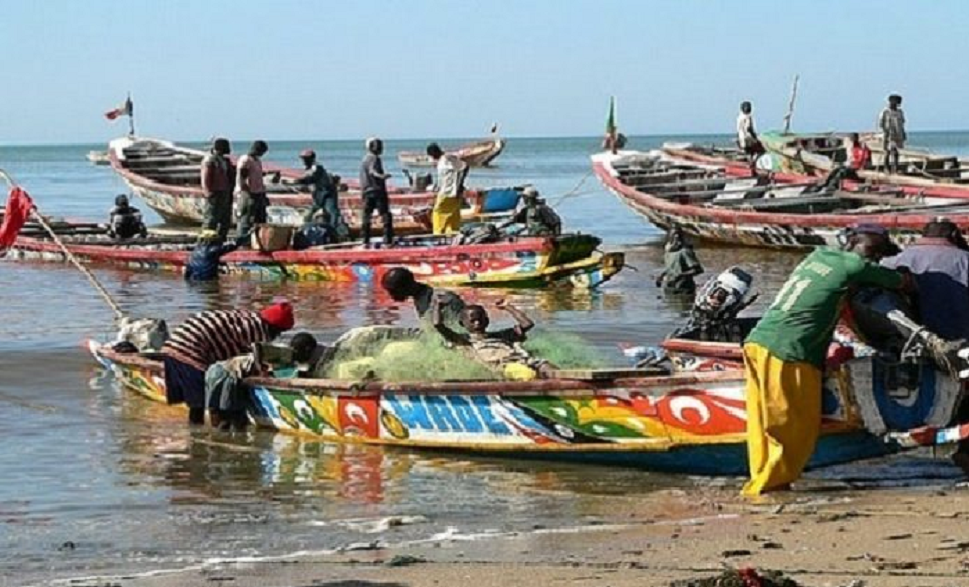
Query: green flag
605 96 617 133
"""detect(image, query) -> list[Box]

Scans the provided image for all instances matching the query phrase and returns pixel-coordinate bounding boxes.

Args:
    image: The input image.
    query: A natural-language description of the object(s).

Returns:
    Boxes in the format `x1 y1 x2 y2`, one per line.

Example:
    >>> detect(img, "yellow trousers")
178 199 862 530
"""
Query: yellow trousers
742 342 822 496
432 195 462 235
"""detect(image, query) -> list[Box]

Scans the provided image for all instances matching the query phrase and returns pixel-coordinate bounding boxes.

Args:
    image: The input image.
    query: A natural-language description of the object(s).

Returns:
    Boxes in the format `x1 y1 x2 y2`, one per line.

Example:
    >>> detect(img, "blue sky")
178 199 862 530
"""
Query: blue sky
2 0 967 143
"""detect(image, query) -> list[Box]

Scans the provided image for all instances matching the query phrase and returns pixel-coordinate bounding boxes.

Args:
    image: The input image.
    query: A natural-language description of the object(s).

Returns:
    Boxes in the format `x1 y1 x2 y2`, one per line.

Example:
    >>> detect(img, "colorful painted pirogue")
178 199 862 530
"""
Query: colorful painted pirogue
107 137 520 229
663 135 969 200
90 340 933 475
8 231 624 288
593 150 969 249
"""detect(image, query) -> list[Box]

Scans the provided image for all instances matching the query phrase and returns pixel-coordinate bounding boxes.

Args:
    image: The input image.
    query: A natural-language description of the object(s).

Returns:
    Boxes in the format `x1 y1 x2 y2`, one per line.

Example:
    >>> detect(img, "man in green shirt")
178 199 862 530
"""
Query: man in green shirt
742 224 910 496
656 226 704 295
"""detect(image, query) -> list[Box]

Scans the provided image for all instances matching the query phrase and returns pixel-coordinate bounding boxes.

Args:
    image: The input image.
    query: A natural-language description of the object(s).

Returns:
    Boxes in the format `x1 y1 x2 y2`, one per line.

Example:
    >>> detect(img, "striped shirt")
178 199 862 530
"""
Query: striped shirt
162 310 272 371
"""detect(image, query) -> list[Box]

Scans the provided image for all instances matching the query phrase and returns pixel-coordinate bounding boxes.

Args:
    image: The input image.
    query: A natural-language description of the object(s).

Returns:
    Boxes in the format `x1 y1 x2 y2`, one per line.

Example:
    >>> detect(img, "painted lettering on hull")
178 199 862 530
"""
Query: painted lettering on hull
385 395 511 435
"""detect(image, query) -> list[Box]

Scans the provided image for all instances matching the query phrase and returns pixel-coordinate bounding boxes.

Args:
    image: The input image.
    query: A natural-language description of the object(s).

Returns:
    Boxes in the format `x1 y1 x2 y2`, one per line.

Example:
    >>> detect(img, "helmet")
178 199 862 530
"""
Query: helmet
694 267 753 318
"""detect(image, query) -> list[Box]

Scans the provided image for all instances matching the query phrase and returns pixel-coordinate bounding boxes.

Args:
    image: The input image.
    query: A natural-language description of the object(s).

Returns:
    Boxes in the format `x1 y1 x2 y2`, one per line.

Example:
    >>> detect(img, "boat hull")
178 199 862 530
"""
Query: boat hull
8 234 624 289
88 342 895 475
398 138 506 168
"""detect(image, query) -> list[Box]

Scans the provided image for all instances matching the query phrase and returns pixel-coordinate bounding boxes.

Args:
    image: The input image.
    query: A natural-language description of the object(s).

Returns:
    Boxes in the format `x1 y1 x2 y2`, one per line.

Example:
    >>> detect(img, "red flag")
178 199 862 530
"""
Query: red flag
104 97 133 120
0 187 36 251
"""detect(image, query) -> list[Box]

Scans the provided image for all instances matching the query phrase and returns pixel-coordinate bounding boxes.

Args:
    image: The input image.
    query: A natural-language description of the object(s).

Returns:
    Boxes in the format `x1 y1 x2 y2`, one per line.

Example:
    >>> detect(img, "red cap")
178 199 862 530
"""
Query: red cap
299 149 316 159
260 301 295 331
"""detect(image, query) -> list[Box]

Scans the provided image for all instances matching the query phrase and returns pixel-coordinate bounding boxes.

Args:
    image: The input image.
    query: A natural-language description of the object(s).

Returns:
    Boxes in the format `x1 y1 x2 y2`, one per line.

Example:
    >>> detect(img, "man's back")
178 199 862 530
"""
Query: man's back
747 248 903 366
360 153 386 195
883 241 969 340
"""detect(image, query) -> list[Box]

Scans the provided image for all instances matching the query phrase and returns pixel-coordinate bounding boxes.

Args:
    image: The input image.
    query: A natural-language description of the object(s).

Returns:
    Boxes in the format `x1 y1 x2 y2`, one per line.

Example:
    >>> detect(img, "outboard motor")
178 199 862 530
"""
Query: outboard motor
672 266 758 343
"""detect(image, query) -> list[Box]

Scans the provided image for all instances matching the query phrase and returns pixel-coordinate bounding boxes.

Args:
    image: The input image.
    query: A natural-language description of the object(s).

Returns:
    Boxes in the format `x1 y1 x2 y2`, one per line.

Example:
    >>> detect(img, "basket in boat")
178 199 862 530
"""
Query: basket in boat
252 224 296 252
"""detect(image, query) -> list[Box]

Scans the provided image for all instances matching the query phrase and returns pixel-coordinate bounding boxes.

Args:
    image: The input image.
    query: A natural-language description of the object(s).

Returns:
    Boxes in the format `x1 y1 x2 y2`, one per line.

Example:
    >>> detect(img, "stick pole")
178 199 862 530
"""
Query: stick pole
0 169 126 322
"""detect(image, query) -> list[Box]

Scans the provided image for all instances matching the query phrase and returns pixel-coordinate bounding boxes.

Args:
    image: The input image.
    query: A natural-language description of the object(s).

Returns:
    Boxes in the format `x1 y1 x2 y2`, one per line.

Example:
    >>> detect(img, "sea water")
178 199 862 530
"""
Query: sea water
1 133 967 583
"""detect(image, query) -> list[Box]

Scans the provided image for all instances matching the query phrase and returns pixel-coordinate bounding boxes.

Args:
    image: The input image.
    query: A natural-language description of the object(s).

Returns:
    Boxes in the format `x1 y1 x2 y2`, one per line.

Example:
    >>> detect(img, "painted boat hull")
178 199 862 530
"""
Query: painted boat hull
107 137 518 229
8 233 624 289
88 341 897 475
592 151 969 250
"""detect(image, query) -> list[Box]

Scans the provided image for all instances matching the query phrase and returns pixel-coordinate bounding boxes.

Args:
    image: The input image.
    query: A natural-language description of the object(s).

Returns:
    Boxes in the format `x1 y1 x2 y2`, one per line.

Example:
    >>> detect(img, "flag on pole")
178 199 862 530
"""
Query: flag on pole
605 96 617 134
104 96 133 121
0 187 36 251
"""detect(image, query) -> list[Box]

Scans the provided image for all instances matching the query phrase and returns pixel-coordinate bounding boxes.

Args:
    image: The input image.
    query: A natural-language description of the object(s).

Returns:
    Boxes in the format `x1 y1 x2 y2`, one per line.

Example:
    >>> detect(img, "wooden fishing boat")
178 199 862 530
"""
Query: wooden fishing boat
106 137 520 229
592 150 969 249
397 134 506 168
759 131 969 198
86 150 110 165
7 228 624 289
89 340 909 475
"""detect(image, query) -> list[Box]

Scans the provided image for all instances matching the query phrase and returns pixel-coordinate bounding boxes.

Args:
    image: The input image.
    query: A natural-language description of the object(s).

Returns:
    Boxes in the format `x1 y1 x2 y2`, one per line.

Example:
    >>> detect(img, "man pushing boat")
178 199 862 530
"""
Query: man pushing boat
742 224 913 496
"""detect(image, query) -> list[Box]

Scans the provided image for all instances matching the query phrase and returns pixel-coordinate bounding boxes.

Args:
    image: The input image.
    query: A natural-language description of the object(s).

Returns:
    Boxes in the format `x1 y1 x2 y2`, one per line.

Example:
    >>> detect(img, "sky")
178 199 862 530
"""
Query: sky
2 0 968 144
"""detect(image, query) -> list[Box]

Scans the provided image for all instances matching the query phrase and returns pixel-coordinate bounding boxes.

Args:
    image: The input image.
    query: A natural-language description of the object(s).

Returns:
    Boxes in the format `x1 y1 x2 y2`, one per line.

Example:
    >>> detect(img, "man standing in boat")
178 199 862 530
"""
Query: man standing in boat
359 137 394 247
426 142 468 235
235 140 276 246
161 300 295 426
878 94 907 174
742 224 911 496
289 149 348 241
201 138 234 241
881 219 969 475
736 101 764 170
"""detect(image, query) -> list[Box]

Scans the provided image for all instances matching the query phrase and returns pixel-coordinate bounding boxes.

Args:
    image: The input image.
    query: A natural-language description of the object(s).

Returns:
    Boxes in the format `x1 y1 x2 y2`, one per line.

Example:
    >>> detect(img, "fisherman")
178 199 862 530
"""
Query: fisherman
742 224 912 496
201 137 234 241
236 140 277 246
433 298 552 380
161 300 295 426
359 137 394 246
499 187 562 236
204 331 319 431
107 194 148 239
846 132 872 175
426 142 468 235
882 219 969 475
655 225 703 296
289 149 348 240
291 210 337 251
184 229 238 281
736 101 764 168
380 266 465 322
878 94 907 174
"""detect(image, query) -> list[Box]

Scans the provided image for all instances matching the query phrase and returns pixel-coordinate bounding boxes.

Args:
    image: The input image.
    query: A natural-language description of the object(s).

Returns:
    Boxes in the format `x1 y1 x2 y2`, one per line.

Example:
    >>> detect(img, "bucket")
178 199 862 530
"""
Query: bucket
252 224 296 252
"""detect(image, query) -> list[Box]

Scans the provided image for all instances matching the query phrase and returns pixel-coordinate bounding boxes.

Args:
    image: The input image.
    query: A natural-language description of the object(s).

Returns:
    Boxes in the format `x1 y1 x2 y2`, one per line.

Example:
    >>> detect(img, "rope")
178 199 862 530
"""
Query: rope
0 168 126 322
546 170 595 206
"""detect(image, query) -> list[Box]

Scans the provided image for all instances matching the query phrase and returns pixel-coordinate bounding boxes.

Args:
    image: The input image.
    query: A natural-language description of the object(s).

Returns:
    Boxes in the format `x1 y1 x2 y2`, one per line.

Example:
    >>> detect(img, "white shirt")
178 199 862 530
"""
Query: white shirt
436 153 468 198
736 113 756 148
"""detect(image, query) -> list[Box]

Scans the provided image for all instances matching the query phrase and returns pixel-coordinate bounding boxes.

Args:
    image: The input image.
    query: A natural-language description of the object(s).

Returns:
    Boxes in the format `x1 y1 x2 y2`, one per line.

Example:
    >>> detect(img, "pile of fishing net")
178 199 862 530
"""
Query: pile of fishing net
670 568 804 587
314 325 606 382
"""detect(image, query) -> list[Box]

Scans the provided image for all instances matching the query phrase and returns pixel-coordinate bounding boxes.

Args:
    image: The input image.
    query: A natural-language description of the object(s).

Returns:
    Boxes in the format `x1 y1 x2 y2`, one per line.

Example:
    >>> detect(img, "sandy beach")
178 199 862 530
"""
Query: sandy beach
53 484 969 587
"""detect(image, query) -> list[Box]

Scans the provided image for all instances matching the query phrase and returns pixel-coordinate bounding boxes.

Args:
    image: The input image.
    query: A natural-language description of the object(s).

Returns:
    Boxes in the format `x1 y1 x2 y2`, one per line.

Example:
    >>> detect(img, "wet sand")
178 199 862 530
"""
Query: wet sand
60 486 969 587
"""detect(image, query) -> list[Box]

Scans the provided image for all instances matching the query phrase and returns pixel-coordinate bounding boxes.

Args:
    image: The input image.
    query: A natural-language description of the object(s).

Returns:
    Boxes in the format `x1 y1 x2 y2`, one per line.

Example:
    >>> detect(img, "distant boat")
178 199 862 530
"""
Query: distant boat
86 150 110 165
398 127 506 168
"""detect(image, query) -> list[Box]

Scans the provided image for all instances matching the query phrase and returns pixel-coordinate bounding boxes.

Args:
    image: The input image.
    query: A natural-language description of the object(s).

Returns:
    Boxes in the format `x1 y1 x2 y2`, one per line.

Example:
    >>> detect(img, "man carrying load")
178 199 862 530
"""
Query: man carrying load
742 224 912 496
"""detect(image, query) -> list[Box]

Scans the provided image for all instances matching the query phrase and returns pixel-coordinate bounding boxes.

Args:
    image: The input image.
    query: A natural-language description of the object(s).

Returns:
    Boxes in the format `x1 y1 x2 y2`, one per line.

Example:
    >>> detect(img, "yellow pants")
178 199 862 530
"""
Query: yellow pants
742 342 822 496
432 195 462 235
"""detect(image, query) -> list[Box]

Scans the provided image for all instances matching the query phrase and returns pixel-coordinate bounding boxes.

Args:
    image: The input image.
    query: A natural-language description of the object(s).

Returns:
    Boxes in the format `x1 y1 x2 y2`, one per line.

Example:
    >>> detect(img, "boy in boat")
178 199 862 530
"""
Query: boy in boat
201 138 234 241
846 133 872 176
655 225 703 296
107 194 148 239
359 137 394 247
161 300 295 425
432 298 552 380
184 230 238 281
498 187 562 236
426 142 469 235
204 331 320 431
288 149 349 241
380 267 466 324
292 209 337 251
736 101 764 169
742 224 912 496
878 94 907 174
